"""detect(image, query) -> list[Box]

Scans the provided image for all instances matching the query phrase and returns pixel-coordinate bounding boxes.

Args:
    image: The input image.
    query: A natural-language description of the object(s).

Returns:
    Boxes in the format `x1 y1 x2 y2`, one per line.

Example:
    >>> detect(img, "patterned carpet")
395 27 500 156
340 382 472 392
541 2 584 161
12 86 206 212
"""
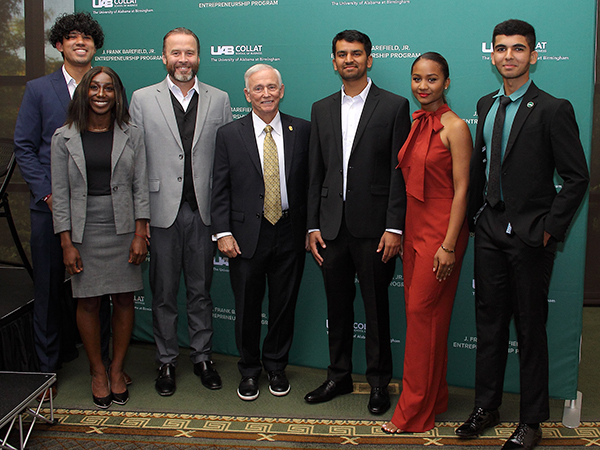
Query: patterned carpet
20 408 600 449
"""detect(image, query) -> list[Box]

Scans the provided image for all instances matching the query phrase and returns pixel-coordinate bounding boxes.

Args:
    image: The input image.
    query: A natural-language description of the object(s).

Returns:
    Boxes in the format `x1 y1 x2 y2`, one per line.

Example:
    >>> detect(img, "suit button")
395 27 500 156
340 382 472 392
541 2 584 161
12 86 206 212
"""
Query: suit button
112 186 118 191
256 214 261 219
259 194 264 199
339 192 343 197
177 177 182 182
179 154 184 160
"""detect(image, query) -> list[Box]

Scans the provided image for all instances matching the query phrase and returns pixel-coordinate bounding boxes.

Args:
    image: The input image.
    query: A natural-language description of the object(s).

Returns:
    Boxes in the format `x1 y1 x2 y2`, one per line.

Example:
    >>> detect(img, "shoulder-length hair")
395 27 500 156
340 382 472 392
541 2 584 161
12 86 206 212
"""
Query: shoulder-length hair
65 66 129 131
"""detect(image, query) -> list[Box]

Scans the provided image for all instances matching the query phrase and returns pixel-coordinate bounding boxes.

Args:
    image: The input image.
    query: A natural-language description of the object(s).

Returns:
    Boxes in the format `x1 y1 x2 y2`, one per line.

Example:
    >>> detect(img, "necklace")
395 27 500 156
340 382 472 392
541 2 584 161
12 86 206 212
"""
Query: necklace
88 126 112 132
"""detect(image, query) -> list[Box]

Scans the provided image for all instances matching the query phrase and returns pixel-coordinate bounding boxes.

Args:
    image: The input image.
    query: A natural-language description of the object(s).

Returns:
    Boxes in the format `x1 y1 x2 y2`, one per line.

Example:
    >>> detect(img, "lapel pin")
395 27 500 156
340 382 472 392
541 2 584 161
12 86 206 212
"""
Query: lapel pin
288 125 293 131
527 102 534 108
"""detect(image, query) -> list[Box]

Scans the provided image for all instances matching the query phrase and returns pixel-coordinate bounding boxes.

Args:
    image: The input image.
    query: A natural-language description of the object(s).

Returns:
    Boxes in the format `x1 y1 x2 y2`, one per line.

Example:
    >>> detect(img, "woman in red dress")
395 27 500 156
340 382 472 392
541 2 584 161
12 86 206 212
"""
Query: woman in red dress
382 52 472 433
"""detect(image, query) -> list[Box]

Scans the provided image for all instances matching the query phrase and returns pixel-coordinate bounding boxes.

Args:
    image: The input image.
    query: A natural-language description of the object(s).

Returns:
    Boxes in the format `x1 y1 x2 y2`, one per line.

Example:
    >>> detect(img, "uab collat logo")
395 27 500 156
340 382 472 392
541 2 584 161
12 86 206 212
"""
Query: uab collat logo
210 44 263 56
481 41 548 53
93 0 138 7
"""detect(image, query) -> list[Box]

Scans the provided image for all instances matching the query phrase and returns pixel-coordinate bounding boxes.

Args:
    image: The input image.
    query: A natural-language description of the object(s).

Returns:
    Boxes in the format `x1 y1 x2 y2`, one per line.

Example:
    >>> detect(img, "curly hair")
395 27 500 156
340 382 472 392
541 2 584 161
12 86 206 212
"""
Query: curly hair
65 66 129 132
48 12 104 50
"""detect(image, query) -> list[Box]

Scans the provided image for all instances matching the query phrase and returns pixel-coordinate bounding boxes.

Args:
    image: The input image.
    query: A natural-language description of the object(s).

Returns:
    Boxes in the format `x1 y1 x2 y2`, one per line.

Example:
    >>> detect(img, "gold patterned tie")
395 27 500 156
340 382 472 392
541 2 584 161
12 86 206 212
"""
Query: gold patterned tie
263 125 282 225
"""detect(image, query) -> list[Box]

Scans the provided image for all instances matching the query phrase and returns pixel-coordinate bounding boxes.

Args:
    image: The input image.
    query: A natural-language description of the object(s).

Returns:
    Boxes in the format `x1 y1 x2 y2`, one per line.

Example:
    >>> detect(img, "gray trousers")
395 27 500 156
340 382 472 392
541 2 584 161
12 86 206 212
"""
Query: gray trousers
150 202 215 365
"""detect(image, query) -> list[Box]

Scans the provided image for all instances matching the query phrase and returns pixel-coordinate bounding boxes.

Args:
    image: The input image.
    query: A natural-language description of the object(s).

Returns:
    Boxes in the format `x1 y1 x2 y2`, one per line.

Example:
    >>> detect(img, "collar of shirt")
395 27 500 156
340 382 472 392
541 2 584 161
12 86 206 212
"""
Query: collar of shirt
62 65 79 99
251 110 282 140
341 77 372 105
493 78 531 102
166 75 199 111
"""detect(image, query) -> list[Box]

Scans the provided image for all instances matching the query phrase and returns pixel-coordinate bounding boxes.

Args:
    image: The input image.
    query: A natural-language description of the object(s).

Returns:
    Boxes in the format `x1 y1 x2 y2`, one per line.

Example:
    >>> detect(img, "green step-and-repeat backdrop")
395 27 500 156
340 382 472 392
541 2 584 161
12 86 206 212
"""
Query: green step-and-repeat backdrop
76 0 594 400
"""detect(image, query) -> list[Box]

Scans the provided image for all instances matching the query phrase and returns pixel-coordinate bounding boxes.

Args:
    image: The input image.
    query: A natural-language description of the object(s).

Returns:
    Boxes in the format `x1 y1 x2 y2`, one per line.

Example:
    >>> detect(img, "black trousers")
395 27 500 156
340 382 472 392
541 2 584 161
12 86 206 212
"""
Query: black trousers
473 205 557 423
320 218 395 388
229 215 305 377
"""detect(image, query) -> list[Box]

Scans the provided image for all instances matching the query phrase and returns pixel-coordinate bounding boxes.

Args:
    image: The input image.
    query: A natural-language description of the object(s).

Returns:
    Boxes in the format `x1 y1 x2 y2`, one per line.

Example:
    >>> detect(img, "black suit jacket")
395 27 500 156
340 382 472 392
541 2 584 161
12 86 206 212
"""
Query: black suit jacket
211 112 310 259
467 82 589 246
307 83 410 240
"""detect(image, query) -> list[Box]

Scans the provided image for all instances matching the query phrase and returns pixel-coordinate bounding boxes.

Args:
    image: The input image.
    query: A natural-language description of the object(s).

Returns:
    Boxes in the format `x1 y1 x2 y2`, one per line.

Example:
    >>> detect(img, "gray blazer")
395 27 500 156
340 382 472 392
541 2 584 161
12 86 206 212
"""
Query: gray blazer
129 78 232 229
51 122 150 244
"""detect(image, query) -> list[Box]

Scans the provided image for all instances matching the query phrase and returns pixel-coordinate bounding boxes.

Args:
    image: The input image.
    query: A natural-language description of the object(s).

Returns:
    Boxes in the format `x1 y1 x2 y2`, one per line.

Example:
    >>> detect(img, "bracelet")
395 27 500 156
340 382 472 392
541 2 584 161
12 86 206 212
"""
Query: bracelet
42 194 51 202
440 244 455 253
135 233 147 240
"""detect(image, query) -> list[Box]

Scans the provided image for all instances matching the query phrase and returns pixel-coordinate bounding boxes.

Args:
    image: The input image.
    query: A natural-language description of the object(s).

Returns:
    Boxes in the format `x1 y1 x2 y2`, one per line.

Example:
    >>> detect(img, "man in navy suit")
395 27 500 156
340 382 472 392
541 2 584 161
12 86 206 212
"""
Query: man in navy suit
212 64 310 401
13 12 104 397
455 20 589 450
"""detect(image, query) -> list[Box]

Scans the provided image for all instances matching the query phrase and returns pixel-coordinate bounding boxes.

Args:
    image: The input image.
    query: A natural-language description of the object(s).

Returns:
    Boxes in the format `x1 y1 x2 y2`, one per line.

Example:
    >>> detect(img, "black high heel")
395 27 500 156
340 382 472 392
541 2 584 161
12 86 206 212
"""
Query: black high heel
92 375 112 409
93 392 113 408
111 389 129 405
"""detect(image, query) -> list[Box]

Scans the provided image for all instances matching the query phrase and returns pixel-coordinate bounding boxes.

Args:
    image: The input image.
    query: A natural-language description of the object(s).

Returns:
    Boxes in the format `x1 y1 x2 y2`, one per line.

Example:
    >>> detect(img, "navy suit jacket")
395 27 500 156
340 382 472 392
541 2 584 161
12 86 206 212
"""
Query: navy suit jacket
468 82 589 246
14 69 71 212
211 112 310 259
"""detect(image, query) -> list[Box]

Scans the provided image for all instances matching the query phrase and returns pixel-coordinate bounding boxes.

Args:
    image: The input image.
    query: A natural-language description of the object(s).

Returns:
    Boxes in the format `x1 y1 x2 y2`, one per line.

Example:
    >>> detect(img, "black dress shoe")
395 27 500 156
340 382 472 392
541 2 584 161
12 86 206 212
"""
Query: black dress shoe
456 407 500 437
368 386 390 415
93 392 113 409
237 376 259 401
111 389 129 405
155 364 176 396
502 423 542 450
194 361 222 390
304 378 353 404
268 370 290 396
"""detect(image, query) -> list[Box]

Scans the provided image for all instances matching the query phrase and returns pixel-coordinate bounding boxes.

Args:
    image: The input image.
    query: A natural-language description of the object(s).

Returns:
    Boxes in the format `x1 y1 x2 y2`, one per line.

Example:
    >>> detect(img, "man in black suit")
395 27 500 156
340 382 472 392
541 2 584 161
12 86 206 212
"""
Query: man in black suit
212 64 310 401
304 30 410 415
455 20 589 450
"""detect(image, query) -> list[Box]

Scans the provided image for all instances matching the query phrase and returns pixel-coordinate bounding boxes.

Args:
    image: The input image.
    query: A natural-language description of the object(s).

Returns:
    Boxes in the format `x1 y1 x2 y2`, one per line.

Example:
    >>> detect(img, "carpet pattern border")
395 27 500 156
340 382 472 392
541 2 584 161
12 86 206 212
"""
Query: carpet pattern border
29 408 600 447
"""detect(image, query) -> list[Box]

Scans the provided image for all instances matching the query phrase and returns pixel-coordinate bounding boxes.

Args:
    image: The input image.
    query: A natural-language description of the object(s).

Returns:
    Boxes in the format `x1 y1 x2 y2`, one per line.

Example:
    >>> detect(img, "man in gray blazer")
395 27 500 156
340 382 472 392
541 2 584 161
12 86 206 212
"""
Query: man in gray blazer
129 27 233 396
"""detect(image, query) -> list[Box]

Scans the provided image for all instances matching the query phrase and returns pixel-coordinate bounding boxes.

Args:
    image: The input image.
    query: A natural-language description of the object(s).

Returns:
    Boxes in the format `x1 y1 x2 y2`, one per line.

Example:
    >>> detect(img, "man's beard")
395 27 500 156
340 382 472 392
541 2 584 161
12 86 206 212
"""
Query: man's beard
168 63 198 82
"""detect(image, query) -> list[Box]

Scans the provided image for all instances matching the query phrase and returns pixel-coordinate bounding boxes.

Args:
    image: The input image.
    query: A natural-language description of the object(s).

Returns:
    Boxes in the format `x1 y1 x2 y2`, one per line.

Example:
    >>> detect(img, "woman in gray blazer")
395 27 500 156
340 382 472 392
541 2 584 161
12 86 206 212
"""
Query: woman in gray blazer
51 67 149 409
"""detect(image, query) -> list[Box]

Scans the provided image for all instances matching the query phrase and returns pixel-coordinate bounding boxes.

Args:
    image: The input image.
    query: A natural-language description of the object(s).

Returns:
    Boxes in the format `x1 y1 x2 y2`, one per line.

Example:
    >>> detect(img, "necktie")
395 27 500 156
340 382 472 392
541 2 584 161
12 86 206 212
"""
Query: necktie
487 95 512 207
263 125 282 225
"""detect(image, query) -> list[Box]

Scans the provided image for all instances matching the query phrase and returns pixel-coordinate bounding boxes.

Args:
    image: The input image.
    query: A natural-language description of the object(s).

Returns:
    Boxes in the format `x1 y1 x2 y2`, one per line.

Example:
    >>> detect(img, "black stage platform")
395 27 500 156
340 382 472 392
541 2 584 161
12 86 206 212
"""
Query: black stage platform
0 266 34 321
0 266 37 372
0 371 56 450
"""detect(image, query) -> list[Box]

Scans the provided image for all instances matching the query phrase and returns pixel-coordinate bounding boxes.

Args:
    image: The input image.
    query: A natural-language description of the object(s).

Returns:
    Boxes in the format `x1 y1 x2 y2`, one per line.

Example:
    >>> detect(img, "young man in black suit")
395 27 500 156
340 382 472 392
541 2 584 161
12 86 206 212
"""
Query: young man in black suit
304 30 410 415
211 64 310 401
456 19 589 450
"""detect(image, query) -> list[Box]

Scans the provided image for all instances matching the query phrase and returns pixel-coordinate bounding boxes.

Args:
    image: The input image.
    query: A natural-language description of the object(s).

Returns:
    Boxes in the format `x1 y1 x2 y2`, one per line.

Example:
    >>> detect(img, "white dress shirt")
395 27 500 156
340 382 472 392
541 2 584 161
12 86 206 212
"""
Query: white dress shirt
62 65 79 99
166 75 199 111
341 78 372 200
